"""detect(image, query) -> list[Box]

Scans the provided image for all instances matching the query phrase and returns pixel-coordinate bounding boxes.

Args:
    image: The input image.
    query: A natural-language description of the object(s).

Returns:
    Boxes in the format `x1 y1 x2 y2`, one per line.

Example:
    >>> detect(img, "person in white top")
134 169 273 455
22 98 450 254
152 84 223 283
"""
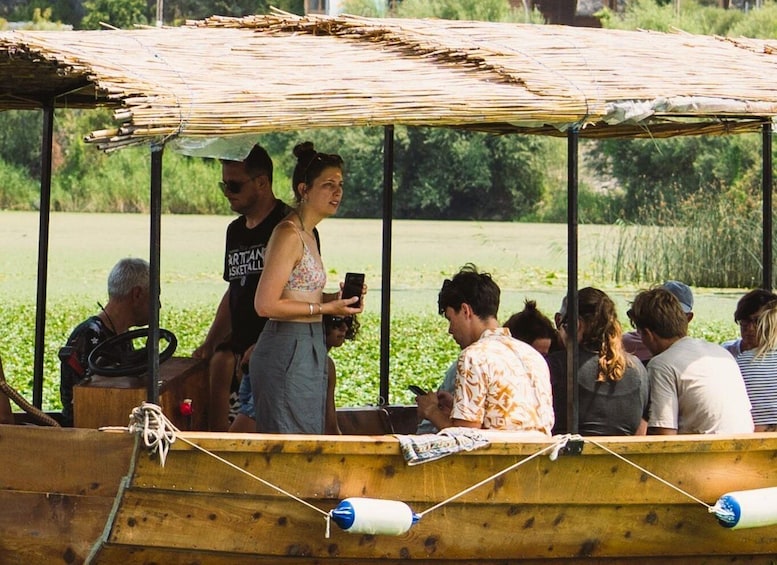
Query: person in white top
628 287 753 435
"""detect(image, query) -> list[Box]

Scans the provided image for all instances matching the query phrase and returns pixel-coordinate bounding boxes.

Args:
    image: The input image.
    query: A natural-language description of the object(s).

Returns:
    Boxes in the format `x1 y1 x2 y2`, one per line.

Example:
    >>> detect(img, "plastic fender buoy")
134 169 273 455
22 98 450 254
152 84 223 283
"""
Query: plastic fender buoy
711 487 777 529
329 497 420 535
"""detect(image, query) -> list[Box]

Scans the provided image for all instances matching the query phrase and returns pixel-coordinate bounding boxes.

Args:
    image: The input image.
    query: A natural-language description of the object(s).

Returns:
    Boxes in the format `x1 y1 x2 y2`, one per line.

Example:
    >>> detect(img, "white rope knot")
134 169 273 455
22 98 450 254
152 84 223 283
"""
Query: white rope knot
128 402 177 467
549 433 583 461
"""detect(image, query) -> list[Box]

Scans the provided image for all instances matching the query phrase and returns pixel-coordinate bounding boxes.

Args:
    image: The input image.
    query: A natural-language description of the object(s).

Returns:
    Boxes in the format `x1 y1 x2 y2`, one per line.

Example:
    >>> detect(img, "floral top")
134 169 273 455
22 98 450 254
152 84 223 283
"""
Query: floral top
451 327 554 434
282 221 326 293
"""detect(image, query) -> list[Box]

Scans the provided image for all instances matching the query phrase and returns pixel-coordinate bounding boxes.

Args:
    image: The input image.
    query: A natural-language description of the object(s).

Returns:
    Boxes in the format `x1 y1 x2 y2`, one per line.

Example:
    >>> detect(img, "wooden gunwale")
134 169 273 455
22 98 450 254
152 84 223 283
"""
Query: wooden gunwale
86 431 777 562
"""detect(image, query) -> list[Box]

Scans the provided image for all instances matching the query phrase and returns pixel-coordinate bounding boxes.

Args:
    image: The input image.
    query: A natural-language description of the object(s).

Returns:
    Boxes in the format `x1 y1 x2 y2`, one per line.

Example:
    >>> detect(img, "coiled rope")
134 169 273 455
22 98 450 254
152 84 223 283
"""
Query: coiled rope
121 403 334 535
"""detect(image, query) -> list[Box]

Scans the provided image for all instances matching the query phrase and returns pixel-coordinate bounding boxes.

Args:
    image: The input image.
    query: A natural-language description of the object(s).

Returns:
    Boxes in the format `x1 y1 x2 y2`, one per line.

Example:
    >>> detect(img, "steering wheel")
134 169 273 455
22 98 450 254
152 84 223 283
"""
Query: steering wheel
87 328 177 377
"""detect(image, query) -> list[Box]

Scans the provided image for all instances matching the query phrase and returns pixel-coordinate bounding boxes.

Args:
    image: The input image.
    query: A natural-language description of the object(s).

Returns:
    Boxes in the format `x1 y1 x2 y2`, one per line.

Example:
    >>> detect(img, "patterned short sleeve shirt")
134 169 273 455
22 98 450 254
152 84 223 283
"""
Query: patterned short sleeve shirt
450 327 554 434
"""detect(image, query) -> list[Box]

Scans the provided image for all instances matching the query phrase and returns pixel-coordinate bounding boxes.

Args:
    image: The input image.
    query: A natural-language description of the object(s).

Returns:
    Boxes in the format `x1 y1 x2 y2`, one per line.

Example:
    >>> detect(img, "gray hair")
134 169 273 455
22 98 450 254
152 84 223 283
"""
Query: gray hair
107 258 149 298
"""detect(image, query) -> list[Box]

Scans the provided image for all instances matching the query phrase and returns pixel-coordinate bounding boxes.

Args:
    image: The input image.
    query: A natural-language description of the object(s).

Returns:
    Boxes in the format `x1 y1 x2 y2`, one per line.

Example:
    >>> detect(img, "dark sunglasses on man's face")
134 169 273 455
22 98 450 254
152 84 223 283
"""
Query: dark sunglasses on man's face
219 177 253 194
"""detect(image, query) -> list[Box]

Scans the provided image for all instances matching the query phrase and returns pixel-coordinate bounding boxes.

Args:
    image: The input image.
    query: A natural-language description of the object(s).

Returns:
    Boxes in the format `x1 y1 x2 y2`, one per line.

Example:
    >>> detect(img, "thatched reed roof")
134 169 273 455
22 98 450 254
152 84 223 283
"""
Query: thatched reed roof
1 11 777 151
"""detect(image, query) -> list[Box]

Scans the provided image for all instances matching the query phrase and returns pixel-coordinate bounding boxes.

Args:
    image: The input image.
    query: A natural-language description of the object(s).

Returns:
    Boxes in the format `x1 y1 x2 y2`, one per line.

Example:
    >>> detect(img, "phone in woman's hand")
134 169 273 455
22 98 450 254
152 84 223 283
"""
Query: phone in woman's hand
342 272 365 308
408 385 428 396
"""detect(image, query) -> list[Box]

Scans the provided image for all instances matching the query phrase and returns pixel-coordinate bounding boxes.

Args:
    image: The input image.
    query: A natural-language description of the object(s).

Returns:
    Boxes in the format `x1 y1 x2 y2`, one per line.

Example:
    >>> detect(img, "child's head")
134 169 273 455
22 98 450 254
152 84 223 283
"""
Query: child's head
324 315 359 349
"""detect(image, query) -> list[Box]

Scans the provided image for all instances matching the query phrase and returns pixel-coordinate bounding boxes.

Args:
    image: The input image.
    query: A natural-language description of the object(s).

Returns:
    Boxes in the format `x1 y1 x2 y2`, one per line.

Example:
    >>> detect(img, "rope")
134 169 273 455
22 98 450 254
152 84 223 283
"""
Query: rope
0 358 60 427
585 437 711 509
417 434 579 518
120 404 713 537
123 403 332 534
128 403 176 467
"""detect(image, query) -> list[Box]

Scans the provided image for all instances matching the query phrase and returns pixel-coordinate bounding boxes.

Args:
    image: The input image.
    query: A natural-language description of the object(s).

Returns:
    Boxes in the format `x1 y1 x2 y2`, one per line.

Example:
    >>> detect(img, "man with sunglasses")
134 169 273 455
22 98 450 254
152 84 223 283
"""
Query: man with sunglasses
193 144 290 431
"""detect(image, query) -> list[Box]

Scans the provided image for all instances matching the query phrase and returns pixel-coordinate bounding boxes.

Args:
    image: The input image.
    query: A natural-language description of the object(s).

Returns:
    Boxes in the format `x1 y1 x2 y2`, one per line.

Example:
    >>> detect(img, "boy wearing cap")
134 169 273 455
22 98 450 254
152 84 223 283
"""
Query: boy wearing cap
628 287 753 435
623 280 694 364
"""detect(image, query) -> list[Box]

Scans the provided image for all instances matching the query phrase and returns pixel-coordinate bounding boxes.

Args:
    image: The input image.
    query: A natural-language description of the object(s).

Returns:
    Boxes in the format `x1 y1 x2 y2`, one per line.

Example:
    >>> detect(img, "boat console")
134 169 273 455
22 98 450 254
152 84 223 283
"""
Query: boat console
73 357 208 430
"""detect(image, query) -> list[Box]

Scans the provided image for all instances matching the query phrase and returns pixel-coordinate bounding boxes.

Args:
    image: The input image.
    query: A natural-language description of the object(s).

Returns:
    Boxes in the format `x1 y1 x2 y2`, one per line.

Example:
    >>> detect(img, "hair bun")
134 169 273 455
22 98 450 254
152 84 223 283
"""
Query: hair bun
293 141 316 161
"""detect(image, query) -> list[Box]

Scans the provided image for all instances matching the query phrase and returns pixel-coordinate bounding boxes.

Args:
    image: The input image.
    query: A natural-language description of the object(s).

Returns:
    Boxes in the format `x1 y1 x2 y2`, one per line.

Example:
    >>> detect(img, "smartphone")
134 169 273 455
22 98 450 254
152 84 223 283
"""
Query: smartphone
342 272 365 308
408 385 428 396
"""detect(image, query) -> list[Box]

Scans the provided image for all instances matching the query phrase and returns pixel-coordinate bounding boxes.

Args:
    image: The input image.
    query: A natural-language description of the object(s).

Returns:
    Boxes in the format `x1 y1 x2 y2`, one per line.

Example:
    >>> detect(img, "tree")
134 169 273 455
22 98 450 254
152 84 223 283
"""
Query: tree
393 127 549 220
591 0 776 224
0 111 43 178
163 0 303 24
396 0 524 21
81 0 147 28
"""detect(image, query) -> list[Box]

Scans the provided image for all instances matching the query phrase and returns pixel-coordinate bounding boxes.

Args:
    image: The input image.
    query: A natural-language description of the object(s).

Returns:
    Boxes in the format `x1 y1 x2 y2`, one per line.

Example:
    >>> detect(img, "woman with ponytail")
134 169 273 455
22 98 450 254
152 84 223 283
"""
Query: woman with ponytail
546 287 648 436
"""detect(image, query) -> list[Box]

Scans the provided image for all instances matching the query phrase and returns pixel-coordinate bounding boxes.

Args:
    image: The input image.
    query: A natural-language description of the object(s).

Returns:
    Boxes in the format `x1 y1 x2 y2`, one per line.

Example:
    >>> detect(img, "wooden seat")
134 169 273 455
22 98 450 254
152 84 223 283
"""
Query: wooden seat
337 406 394 434
336 404 420 435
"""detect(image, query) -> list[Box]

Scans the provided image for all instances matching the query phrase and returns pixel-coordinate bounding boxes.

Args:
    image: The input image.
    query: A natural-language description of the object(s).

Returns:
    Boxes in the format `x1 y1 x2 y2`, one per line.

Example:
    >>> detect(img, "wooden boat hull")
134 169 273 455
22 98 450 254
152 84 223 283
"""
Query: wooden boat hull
0 425 135 565
74 429 777 563
2 422 776 563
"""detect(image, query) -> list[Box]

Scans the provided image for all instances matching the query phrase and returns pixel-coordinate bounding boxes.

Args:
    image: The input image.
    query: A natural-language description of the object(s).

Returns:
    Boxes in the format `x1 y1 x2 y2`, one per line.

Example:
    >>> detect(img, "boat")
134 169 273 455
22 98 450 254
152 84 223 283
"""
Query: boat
3 413 777 563
1 12 777 564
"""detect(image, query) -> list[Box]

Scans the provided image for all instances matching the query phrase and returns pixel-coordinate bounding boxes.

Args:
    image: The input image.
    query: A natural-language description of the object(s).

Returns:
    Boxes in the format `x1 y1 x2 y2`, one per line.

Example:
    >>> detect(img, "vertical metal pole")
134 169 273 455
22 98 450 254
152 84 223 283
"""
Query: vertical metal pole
147 144 163 404
379 125 394 405
32 102 55 408
763 122 773 290
565 127 580 434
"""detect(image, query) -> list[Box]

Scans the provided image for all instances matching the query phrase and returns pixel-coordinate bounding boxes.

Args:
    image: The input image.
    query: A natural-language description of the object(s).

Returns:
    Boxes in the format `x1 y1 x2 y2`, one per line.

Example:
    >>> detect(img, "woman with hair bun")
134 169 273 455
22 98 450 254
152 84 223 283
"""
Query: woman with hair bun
250 142 364 434
546 287 648 436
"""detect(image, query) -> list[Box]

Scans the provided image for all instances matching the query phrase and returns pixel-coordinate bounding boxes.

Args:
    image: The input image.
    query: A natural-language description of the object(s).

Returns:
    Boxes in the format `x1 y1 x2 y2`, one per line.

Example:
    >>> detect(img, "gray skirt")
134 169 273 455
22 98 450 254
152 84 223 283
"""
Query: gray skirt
249 320 327 434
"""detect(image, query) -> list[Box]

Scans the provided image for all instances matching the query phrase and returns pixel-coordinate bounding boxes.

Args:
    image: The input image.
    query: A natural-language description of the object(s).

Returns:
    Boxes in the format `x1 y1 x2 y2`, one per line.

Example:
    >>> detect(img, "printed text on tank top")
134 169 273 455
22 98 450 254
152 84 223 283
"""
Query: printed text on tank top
283 220 327 292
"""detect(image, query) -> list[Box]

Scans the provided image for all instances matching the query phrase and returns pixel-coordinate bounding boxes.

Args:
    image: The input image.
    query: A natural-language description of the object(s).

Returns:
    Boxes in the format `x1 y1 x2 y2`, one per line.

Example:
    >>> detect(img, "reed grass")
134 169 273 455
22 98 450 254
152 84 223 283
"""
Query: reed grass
596 194 767 288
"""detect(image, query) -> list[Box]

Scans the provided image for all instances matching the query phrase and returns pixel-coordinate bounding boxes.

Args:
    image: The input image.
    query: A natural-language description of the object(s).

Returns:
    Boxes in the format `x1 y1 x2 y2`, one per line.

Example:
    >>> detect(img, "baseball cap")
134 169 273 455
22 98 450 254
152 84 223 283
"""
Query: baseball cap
662 280 693 313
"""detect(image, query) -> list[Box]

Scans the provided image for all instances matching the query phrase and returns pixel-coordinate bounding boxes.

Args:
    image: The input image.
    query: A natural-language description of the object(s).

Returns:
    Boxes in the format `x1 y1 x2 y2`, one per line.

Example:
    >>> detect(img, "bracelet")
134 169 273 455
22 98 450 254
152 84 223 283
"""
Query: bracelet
317 303 322 314
308 302 314 316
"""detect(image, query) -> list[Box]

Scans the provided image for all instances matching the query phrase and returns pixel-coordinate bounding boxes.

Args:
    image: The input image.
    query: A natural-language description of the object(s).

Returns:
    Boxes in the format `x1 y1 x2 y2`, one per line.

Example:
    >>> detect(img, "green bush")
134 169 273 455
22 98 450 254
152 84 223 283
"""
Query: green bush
0 160 39 210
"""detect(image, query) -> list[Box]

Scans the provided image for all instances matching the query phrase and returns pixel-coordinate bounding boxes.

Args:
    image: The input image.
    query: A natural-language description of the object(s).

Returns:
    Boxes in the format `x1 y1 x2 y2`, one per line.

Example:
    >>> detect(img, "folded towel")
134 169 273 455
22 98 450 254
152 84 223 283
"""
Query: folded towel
395 427 490 466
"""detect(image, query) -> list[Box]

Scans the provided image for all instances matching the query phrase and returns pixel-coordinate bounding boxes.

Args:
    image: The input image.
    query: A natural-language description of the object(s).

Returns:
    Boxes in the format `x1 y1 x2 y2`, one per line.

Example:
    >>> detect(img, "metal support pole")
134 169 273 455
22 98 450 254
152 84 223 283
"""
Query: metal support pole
763 122 773 290
379 125 394 405
565 127 580 434
32 102 55 408
147 144 163 404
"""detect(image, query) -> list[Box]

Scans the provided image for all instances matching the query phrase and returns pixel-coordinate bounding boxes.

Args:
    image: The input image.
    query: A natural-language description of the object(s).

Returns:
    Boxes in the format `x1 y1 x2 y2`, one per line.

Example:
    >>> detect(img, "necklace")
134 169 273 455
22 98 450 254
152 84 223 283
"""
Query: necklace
97 301 118 335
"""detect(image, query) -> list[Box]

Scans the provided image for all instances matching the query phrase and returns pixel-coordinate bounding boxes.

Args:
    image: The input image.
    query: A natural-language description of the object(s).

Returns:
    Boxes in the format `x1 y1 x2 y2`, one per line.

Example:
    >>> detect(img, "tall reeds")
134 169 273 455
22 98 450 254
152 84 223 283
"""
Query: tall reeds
596 190 767 288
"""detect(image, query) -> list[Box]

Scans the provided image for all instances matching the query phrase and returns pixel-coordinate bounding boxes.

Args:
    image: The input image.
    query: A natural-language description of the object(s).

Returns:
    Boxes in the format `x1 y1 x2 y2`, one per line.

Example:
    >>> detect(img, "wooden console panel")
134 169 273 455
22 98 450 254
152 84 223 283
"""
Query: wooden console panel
73 357 208 430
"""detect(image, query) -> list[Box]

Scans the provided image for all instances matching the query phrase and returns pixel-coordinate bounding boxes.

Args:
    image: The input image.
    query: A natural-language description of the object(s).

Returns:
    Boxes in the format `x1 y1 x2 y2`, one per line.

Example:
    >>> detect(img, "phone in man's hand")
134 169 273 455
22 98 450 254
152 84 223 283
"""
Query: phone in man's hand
408 385 428 396
342 272 365 308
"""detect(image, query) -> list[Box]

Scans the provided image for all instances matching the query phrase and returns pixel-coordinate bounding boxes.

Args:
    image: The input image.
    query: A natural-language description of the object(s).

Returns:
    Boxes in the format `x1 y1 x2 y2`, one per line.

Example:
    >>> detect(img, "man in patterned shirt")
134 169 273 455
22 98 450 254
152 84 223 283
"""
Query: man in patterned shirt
417 264 554 434
58 258 150 426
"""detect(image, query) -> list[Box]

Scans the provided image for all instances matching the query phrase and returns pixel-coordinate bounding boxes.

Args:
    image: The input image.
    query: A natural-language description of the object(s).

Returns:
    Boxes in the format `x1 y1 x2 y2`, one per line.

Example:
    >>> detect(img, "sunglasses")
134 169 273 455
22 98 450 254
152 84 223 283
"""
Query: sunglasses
301 153 345 183
218 177 254 194
326 316 353 328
